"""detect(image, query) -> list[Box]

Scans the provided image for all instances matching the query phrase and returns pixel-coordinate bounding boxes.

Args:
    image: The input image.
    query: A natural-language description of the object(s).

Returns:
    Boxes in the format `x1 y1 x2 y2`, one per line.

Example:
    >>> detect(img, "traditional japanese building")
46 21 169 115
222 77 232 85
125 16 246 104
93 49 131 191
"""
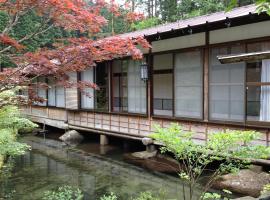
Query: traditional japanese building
23 4 270 146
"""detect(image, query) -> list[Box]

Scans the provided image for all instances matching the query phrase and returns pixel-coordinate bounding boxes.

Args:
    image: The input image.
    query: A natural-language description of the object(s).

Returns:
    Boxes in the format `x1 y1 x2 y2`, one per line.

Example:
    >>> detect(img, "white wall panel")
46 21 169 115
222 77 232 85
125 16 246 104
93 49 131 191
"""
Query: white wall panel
210 21 270 44
152 33 205 53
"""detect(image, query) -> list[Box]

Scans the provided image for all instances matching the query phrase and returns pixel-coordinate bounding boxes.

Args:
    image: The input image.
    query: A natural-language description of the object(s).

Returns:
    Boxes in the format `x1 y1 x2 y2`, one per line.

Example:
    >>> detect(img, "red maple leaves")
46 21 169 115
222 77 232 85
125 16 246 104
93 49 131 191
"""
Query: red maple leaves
0 0 150 104
0 35 24 50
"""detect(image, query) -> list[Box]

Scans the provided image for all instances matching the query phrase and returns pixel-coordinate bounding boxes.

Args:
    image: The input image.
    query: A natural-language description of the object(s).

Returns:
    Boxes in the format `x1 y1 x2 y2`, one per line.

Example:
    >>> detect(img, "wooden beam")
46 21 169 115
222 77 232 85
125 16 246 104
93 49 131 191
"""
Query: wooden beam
218 50 270 64
203 31 209 122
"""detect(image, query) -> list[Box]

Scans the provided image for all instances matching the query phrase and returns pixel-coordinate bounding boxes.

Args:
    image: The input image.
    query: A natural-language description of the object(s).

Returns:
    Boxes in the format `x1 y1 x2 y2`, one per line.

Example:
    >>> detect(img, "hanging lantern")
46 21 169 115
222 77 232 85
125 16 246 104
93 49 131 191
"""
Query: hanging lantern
140 62 148 82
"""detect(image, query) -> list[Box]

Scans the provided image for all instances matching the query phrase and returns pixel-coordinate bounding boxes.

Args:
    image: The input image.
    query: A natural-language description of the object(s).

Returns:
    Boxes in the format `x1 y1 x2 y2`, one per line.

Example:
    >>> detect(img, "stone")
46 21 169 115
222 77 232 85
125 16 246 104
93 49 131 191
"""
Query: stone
142 137 154 146
123 152 179 173
214 169 270 198
131 150 157 159
234 197 256 200
59 130 84 146
259 192 270 200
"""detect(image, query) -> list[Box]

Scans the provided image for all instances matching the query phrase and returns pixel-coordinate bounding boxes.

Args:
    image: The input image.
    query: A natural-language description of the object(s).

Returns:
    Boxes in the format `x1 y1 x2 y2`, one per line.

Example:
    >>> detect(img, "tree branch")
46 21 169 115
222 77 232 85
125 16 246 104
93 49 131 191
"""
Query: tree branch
0 21 53 54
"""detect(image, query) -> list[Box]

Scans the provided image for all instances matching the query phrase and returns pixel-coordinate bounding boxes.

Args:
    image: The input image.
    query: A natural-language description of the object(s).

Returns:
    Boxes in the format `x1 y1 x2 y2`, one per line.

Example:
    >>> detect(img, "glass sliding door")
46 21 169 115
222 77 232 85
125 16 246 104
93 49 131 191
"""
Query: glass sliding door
246 61 270 122
153 54 173 116
81 68 94 109
112 60 128 112
128 60 146 114
48 77 56 106
174 50 203 118
94 63 109 111
209 45 245 122
112 59 146 113
246 41 270 122
55 85 65 108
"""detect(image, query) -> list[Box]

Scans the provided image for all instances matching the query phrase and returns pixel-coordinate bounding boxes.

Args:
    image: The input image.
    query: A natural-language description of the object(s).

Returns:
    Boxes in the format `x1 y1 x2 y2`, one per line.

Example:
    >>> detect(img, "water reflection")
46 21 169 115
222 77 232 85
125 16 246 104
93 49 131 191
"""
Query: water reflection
0 136 200 200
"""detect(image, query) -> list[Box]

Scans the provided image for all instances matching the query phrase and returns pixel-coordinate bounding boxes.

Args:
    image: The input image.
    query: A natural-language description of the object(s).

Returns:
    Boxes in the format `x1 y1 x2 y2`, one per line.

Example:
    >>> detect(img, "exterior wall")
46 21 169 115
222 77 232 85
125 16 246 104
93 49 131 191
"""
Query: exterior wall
22 105 270 146
210 20 270 44
152 33 205 53
22 20 270 146
66 109 270 145
22 106 68 129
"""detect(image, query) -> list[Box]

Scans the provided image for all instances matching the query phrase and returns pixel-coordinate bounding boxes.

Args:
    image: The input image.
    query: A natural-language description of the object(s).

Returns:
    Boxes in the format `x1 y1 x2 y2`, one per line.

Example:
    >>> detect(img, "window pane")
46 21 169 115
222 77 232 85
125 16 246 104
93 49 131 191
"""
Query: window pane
153 73 173 116
175 50 202 118
112 60 128 112
81 68 94 109
128 60 146 114
48 77 56 106
95 63 108 111
56 86 65 107
209 47 245 121
113 59 146 113
247 60 270 122
37 77 47 106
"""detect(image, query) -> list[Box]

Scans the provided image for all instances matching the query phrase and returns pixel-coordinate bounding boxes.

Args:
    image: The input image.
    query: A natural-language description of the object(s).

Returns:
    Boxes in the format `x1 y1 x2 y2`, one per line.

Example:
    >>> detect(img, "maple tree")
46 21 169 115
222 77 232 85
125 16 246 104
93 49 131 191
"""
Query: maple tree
0 0 149 106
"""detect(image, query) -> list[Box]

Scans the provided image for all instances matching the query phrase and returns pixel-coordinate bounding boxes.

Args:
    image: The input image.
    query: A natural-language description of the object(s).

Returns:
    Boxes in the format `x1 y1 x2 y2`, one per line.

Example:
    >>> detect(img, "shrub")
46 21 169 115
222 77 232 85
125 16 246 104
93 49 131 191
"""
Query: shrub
151 123 270 200
100 192 118 200
42 186 84 200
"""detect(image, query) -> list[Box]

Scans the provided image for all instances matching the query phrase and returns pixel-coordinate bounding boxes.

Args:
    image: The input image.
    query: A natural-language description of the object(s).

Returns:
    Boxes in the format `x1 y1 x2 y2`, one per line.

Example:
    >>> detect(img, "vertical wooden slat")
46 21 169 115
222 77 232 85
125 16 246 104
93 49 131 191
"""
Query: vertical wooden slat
109 61 113 112
172 53 175 117
203 30 210 121
148 44 154 118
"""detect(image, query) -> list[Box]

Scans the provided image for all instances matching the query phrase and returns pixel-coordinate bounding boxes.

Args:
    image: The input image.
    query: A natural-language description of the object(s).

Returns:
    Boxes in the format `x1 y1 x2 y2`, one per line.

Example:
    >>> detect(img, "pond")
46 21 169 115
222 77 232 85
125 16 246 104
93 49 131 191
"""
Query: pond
0 134 201 200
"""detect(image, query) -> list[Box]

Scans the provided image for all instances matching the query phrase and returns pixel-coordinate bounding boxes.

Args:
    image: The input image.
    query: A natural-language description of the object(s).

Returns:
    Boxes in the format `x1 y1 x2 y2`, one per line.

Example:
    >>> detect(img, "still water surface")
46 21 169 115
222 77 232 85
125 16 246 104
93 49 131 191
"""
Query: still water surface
0 135 199 200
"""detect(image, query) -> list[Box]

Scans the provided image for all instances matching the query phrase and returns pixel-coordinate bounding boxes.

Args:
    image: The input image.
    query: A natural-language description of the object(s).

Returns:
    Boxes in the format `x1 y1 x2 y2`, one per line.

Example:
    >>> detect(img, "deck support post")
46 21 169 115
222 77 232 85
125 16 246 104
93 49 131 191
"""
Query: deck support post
146 144 156 153
100 134 109 146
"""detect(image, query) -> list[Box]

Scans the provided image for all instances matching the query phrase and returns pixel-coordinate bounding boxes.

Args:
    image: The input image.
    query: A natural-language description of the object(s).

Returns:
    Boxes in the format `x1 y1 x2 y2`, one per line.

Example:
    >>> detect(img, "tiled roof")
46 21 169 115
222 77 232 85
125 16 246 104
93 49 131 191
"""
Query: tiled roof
118 4 257 38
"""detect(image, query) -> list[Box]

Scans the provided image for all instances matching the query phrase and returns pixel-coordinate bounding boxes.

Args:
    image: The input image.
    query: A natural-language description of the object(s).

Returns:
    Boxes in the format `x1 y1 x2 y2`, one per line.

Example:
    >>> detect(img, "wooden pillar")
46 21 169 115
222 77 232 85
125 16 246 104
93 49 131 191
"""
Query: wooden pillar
100 134 109 146
204 30 210 122
148 46 153 120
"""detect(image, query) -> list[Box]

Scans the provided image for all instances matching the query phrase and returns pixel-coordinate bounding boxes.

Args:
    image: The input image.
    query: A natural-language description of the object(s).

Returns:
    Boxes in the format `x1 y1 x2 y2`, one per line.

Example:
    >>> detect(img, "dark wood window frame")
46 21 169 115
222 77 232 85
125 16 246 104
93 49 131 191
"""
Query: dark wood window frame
151 48 204 121
78 64 109 112
110 58 148 116
47 77 66 109
208 38 270 127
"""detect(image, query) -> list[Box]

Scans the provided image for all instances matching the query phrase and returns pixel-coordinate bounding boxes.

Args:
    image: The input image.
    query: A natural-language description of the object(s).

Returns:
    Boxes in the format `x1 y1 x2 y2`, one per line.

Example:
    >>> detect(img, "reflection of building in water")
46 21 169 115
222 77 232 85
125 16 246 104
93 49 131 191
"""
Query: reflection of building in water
4 137 197 200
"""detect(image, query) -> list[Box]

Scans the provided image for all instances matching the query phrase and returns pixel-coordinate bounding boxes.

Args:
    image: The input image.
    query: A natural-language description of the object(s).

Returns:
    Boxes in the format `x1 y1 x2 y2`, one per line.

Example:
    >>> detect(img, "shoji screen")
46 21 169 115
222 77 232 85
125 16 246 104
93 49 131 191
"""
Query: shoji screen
175 50 203 118
153 54 173 116
48 77 56 106
128 60 147 113
56 86 65 107
209 46 245 121
81 68 94 109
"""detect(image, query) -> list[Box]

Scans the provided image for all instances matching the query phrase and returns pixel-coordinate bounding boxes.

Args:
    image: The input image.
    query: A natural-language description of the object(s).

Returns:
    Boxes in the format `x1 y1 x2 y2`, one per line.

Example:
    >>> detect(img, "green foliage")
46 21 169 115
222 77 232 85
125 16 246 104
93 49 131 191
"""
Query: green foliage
0 90 37 131
256 0 270 15
201 192 221 200
100 191 169 200
131 18 161 30
133 191 160 200
0 90 37 157
42 186 84 200
262 184 270 194
0 129 30 156
100 192 118 200
202 190 232 200
151 123 270 200
0 10 77 67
